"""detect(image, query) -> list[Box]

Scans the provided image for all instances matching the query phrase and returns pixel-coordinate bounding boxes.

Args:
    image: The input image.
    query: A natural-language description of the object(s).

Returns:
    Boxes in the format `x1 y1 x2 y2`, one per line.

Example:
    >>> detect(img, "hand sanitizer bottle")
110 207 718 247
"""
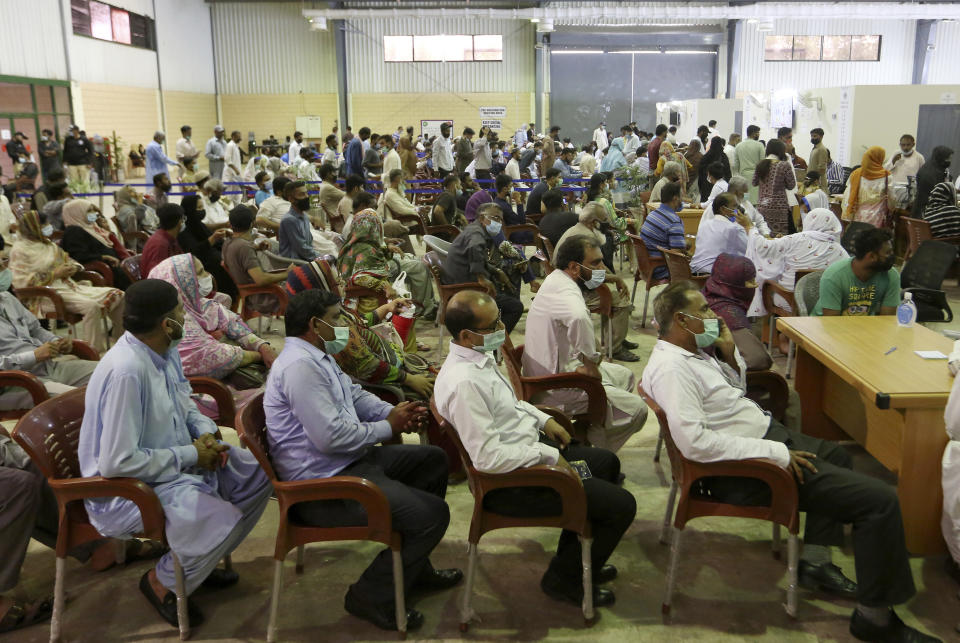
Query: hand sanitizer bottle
897 292 917 327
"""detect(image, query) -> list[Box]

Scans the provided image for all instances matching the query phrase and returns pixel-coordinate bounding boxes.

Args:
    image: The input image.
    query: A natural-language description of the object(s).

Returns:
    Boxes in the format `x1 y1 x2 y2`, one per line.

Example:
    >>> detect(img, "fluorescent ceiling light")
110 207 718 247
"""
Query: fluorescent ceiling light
553 50 604 55
530 17 540 23
610 49 661 54
746 18 759 24
665 50 717 55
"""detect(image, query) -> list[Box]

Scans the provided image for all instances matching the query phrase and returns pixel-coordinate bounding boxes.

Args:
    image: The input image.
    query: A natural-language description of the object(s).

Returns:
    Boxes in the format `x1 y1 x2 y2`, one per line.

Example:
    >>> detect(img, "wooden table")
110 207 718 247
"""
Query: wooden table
777 316 952 554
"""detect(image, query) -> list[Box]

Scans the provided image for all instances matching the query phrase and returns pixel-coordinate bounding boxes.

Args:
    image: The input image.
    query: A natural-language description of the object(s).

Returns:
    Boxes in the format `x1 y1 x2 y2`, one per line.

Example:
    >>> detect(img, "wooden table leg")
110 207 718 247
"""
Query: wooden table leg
794 346 845 440
898 407 948 555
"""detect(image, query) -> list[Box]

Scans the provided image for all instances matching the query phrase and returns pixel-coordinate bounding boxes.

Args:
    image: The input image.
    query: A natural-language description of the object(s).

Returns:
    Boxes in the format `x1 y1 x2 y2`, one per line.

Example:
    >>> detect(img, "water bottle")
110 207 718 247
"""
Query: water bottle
897 292 917 327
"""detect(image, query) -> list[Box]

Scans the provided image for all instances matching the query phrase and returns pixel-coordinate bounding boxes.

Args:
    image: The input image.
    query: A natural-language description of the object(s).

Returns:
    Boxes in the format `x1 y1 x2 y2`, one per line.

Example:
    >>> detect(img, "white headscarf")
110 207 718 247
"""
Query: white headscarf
803 189 830 212
746 207 848 316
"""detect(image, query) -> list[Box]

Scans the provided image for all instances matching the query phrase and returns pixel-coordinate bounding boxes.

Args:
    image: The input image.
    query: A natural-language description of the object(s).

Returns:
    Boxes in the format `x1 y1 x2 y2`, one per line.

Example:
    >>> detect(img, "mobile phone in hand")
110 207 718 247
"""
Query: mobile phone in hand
569 460 592 480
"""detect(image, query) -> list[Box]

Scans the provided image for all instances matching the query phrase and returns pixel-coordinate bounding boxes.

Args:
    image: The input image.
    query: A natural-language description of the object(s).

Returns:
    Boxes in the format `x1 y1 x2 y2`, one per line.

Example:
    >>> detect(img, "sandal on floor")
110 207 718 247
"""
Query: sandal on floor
125 539 167 563
139 571 204 628
0 596 54 633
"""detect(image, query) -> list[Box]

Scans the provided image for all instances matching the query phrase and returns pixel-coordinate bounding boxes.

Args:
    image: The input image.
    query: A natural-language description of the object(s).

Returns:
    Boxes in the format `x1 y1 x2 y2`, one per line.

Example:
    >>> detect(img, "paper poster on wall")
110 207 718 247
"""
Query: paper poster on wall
769 94 794 129
294 116 324 139
421 120 453 140
941 92 957 105
0 130 9 141
481 119 502 131
836 86 854 167
479 106 506 119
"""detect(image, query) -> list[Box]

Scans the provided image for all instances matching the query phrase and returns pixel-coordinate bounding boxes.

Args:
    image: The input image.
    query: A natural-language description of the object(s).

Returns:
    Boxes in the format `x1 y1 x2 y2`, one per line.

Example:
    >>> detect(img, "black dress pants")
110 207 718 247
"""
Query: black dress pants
293 445 450 608
702 419 916 607
481 443 637 588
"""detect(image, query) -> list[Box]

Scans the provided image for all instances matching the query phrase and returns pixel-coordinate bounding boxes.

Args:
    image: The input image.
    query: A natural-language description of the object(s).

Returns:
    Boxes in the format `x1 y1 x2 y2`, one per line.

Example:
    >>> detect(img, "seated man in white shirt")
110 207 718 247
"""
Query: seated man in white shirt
642 281 935 643
434 290 636 610
699 162 729 211
523 235 647 452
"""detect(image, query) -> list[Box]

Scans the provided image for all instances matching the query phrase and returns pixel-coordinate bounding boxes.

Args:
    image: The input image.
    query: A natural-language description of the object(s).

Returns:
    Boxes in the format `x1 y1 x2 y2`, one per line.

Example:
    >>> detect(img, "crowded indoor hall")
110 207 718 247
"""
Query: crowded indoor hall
2 0 960 641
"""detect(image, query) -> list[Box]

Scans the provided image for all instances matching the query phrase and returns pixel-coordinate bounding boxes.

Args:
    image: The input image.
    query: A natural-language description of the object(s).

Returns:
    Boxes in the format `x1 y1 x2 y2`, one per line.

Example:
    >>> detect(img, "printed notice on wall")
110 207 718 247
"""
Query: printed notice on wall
941 92 957 105
481 119 503 131
0 130 9 141
479 106 506 119
421 120 453 140
836 86 854 167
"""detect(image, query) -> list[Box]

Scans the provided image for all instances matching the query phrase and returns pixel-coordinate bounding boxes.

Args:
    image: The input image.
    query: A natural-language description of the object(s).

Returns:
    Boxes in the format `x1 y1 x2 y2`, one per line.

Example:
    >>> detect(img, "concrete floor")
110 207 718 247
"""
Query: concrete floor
7 253 960 642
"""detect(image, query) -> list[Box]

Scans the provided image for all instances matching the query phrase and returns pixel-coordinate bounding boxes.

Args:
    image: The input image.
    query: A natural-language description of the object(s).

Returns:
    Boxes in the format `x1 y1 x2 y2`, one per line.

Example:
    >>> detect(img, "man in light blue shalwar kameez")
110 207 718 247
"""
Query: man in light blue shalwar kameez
78 279 272 628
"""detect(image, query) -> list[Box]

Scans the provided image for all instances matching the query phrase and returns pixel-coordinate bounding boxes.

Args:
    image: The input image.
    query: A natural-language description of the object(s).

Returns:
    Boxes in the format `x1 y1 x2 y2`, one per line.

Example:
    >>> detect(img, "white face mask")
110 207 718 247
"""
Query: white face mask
41 224 54 237
86 212 98 223
198 273 214 297
902 147 914 156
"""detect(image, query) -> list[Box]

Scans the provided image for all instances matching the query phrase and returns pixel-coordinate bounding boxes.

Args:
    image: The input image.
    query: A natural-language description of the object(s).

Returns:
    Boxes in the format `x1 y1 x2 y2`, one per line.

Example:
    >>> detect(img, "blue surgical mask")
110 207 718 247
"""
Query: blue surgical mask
484 220 502 236
579 264 606 290
86 212 98 223
0 269 11 292
41 224 53 237
470 328 505 353
682 313 720 348
165 318 184 350
317 318 350 355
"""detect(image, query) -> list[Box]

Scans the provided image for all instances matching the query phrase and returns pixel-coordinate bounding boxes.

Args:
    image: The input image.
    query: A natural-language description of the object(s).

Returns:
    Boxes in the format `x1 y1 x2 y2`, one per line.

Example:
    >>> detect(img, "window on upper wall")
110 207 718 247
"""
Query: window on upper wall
71 0 155 51
763 35 881 61
383 34 503 62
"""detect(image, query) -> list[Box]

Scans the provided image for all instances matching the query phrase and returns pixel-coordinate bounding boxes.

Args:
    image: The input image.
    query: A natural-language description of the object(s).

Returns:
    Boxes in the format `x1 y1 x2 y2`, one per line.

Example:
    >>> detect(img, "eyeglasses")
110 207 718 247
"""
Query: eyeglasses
471 312 503 333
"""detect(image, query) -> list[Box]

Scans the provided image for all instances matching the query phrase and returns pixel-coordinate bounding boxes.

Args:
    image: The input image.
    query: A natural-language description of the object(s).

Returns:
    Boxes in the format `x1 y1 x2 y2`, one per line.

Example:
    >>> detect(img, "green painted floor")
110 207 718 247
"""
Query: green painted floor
8 255 960 642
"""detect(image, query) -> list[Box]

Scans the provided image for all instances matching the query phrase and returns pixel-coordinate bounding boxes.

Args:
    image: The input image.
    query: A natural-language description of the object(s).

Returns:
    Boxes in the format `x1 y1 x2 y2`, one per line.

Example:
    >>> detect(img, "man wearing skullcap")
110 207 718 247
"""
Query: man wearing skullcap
78 279 272 629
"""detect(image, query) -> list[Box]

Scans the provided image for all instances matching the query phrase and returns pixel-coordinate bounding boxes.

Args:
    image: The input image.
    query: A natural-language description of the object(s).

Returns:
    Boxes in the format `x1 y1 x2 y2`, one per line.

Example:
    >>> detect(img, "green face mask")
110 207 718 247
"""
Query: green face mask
468 328 505 353
682 313 719 348
316 318 350 355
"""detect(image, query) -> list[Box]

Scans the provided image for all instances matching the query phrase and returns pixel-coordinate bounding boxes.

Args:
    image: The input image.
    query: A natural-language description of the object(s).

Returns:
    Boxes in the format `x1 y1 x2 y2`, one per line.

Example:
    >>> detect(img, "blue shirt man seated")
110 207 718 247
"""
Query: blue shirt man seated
263 289 461 633
79 279 273 629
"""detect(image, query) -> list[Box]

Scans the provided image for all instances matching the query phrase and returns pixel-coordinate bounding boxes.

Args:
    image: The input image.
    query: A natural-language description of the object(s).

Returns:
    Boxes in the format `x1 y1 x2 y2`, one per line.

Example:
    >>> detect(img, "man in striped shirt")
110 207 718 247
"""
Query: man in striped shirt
640 181 687 280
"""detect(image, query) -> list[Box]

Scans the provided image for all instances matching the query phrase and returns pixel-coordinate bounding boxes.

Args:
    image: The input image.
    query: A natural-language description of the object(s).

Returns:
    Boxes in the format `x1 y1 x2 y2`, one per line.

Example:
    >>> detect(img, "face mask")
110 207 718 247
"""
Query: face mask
179 221 186 233
901 148 914 156
165 318 184 349
295 197 311 211
579 264 606 289
41 224 53 237
0 269 11 292
456 189 463 197
209 194 220 203
316 318 350 355
469 328 505 353
682 314 720 348
197 273 214 297
86 212 98 223
484 219 502 236
41 136 48 141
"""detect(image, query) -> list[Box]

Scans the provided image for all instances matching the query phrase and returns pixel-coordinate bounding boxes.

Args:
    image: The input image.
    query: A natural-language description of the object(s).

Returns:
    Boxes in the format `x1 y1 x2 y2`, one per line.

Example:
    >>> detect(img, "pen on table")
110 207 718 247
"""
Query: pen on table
884 346 897 356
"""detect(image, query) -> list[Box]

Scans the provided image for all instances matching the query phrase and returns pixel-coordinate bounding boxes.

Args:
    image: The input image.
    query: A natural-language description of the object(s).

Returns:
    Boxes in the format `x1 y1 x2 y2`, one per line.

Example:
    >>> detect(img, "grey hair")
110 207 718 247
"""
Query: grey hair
477 202 501 220
662 161 682 179
653 281 699 336
204 178 224 192
579 202 607 223
154 130 165 138
728 175 749 195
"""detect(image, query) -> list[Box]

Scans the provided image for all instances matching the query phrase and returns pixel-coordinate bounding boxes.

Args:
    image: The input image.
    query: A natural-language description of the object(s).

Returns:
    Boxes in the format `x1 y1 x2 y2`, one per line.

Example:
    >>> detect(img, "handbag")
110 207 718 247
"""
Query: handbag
226 362 267 390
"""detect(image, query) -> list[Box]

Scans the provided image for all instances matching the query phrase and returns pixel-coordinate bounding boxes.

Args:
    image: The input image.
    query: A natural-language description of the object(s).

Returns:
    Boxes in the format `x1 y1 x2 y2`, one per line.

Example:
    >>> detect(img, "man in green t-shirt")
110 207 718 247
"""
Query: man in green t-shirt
813 227 900 316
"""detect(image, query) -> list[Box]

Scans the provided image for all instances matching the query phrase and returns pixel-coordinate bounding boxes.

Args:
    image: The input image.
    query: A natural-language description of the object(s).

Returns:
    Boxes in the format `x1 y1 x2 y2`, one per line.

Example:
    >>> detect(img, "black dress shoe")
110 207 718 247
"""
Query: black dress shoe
139 571 204 628
414 568 463 592
344 588 424 632
612 348 640 362
200 568 239 589
798 561 858 599
540 572 615 607
621 339 639 350
595 565 618 584
850 608 941 642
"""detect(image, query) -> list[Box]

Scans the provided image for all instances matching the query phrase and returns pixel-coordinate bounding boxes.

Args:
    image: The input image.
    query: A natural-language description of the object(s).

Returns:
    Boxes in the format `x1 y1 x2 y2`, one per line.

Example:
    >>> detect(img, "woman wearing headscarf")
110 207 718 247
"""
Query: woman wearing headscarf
177 194 238 302
60 200 131 290
337 209 437 322
148 253 275 382
703 253 771 372
114 185 158 237
655 140 692 197
745 207 849 318
698 136 732 201
684 139 704 200
10 210 124 352
843 146 892 227
598 137 627 174
753 139 797 236
922 182 960 239
914 145 954 217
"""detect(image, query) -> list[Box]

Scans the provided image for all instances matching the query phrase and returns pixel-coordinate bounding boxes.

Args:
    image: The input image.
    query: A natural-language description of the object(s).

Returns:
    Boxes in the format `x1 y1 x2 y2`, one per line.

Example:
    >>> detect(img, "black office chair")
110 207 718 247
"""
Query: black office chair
840 221 876 256
900 240 958 323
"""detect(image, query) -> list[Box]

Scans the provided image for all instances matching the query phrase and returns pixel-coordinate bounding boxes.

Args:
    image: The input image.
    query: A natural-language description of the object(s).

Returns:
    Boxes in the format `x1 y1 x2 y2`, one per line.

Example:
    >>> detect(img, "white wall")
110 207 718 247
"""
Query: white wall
211 2 337 94
928 21 960 84
155 0 215 94
344 17 535 94
737 19 916 94
0 0 67 80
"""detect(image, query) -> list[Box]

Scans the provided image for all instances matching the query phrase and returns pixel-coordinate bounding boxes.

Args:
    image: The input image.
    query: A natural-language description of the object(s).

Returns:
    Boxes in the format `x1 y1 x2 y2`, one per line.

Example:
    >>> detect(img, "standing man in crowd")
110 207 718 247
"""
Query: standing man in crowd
288 131 304 166
145 131 179 186
734 125 765 203
433 123 454 178
175 125 198 181
542 125 560 176
885 134 926 185
205 125 227 180
344 127 368 177
473 129 495 182
648 124 667 169
455 127 475 175
808 128 829 192
222 130 243 184
38 128 61 181
593 122 609 152
62 125 91 185
5 132 29 176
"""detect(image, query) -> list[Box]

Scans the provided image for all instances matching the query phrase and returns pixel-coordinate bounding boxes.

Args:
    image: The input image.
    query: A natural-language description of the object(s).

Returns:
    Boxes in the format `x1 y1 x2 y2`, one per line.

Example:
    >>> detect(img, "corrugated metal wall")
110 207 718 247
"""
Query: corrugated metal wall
928 21 960 84
737 19 916 92
0 0 67 80
211 2 337 94
344 17 535 94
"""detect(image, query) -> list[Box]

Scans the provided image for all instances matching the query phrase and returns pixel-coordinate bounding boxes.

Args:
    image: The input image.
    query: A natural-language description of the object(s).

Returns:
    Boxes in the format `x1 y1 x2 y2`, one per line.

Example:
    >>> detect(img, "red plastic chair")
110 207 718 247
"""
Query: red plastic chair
626 233 669 327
